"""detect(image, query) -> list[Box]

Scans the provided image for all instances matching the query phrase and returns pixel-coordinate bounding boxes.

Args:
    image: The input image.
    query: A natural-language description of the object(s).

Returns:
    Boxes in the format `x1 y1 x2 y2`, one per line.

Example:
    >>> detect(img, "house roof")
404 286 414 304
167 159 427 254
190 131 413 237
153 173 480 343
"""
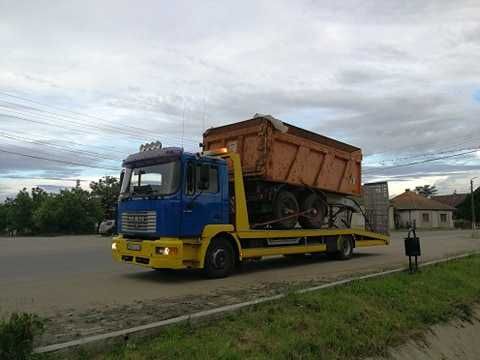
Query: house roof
431 193 467 208
391 190 455 211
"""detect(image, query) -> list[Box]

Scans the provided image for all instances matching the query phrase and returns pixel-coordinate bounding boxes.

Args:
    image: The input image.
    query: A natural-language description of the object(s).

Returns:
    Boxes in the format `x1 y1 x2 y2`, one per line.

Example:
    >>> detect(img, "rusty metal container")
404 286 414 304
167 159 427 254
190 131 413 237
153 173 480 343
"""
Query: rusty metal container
203 115 362 196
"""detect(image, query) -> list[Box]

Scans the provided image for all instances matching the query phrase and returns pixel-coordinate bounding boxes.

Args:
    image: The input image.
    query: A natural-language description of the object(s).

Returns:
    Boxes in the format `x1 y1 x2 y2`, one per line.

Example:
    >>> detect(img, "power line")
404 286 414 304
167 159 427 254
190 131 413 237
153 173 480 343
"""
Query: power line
376 146 480 166
0 93 200 145
0 148 118 171
0 176 90 182
0 90 165 138
364 149 480 174
364 133 480 161
0 125 127 155
0 132 121 162
0 105 200 147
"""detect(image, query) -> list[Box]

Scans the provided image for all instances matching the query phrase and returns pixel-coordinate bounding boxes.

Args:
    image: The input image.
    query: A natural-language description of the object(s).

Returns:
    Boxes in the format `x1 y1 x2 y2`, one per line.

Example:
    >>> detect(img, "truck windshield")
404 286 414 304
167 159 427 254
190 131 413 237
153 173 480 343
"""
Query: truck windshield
121 161 181 197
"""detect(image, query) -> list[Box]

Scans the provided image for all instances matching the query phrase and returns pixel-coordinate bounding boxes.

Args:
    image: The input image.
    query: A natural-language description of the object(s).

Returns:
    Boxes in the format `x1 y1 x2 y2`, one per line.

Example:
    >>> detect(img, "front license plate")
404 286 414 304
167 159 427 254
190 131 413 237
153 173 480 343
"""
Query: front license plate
127 243 141 251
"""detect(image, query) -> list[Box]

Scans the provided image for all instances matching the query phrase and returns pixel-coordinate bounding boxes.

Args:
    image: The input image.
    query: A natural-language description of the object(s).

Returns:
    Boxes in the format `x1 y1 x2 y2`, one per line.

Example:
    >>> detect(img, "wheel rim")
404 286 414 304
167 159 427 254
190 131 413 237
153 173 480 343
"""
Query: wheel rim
275 192 299 228
311 199 325 220
212 249 226 269
343 239 351 255
281 198 297 216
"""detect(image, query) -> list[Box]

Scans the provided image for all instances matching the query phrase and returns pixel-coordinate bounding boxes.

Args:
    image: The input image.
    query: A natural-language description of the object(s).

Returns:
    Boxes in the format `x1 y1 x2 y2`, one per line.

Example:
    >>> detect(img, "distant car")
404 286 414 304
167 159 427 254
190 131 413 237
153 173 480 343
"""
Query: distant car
99 220 116 236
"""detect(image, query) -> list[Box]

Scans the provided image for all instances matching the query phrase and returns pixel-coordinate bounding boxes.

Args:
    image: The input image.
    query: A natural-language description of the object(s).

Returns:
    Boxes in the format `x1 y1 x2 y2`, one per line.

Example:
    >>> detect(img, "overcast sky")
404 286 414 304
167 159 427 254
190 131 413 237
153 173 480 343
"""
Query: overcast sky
1 0 480 199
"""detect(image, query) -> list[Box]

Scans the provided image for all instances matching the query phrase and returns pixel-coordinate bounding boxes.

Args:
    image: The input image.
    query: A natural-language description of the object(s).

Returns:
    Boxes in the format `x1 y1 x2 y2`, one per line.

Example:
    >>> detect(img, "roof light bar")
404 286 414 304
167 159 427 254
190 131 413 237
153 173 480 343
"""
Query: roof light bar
140 141 162 152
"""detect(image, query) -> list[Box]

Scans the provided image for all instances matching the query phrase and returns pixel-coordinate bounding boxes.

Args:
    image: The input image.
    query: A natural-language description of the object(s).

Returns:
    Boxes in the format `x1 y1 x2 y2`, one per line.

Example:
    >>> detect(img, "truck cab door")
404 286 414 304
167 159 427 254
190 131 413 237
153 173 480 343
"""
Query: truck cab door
181 160 223 237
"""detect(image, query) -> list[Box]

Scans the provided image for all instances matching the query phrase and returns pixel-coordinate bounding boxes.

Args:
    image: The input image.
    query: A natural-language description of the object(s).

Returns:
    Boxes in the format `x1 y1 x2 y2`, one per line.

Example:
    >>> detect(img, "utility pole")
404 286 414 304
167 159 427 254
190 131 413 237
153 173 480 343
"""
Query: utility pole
471 177 478 234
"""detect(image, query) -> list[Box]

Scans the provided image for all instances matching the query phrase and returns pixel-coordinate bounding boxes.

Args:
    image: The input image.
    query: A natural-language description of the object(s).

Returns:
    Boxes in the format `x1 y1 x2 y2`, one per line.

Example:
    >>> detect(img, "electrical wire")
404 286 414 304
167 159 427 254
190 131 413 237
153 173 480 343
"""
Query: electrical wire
0 90 166 138
364 149 480 174
0 148 119 171
0 176 90 182
0 94 201 146
0 132 121 161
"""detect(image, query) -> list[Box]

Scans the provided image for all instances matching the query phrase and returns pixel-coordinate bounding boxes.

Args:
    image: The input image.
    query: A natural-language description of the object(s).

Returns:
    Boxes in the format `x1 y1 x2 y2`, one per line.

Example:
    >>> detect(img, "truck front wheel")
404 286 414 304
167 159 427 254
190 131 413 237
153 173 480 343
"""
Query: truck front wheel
204 239 235 278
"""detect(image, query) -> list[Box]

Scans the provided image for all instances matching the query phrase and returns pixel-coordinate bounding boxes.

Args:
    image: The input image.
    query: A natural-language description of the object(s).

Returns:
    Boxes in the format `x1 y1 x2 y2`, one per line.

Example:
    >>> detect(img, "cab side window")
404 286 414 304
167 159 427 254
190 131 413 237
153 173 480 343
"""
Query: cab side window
207 166 219 193
195 164 219 193
185 161 195 195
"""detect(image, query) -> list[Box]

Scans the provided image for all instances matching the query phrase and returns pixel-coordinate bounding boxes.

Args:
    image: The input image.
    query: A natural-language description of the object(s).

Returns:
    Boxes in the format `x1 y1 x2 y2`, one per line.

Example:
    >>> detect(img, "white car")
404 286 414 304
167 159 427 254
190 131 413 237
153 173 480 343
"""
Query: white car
99 219 116 236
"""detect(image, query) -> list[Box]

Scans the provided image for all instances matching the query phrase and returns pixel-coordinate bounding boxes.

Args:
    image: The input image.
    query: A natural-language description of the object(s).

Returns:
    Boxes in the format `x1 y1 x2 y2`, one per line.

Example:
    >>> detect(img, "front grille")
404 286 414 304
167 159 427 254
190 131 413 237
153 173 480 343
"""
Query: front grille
121 211 157 233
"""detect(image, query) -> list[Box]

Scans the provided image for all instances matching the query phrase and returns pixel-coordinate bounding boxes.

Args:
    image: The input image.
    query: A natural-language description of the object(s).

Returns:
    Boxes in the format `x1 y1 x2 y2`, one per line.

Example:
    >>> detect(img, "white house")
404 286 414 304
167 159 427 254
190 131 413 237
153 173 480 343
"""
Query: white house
390 189 455 229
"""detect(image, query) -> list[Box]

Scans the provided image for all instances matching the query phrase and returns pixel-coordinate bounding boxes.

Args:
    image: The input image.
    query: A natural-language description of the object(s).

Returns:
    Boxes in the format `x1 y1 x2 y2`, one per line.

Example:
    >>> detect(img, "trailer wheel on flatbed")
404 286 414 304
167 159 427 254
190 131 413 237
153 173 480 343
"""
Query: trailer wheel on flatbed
299 193 327 229
204 238 235 278
272 190 299 229
327 236 354 260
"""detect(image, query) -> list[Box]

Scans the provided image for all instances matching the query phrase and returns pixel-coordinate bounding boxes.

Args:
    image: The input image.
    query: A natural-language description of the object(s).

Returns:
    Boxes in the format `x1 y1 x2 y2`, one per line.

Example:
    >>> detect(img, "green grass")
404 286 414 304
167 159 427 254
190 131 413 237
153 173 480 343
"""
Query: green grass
49 255 480 360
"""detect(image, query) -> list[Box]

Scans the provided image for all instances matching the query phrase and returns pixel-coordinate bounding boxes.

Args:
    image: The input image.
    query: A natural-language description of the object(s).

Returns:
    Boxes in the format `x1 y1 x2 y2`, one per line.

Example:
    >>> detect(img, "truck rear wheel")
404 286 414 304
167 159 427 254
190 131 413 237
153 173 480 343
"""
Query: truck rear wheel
299 193 327 229
272 190 299 229
204 238 235 278
327 236 354 260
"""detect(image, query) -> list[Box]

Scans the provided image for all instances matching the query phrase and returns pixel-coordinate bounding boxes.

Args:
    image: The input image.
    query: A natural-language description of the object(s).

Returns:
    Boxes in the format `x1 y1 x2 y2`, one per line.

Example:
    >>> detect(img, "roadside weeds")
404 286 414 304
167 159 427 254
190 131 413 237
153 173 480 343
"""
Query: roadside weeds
41 254 480 360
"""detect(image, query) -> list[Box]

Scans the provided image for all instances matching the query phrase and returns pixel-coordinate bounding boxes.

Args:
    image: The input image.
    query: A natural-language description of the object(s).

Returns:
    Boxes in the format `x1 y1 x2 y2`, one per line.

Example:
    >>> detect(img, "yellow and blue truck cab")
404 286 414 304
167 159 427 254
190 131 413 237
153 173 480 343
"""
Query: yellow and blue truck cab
112 144 389 278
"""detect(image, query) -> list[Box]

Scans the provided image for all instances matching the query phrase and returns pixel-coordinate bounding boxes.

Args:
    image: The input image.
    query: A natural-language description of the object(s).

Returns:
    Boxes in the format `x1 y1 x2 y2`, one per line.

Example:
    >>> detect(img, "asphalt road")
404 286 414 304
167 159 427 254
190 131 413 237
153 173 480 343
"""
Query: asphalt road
1 230 479 316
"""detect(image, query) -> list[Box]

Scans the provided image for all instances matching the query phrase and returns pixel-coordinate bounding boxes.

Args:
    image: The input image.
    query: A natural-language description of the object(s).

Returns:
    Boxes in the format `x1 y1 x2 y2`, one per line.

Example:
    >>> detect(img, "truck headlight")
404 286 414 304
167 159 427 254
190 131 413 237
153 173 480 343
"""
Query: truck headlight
155 247 177 255
112 242 118 251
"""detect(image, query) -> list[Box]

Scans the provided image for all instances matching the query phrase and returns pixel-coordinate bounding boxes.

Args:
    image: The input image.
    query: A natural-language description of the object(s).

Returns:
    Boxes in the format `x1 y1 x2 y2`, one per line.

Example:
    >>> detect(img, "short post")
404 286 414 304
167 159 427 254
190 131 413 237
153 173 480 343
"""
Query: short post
404 225 421 273
471 177 477 236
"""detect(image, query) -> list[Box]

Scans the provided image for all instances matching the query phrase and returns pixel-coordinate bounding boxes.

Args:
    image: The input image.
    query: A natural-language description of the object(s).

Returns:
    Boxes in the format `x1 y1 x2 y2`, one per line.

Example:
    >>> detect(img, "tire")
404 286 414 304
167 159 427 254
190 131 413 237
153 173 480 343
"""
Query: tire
272 190 299 229
328 237 354 260
298 193 327 229
204 238 235 278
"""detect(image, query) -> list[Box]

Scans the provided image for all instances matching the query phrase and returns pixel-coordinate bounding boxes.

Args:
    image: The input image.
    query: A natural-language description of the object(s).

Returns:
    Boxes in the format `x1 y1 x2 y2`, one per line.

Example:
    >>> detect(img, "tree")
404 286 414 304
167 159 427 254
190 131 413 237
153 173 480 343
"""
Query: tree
0 203 7 233
456 187 480 222
6 188 35 233
414 184 438 198
1 187 49 234
33 188 103 234
89 176 120 219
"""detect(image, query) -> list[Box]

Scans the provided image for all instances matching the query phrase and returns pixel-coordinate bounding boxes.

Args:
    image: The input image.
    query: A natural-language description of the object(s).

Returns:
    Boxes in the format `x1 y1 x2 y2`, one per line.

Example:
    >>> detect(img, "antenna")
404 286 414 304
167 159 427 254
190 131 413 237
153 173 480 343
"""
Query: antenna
181 97 186 149
202 94 206 134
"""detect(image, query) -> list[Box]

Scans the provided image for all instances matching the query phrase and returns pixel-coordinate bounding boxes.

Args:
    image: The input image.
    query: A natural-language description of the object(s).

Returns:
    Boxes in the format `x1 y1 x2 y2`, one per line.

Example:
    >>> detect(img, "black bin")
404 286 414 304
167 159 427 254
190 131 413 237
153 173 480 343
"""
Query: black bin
404 231 421 257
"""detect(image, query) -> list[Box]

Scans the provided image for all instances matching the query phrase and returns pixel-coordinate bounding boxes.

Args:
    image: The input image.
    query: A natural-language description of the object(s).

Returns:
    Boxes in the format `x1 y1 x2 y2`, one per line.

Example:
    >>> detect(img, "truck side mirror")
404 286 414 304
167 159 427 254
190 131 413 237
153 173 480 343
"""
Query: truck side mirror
119 169 125 189
198 164 210 190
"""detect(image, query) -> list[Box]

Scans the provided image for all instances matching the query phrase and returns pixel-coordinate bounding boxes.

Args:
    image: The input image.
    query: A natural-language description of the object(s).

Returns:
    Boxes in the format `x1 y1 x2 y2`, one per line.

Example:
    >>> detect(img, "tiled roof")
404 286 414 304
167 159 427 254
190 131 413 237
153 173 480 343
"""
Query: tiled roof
431 193 467 208
391 190 455 211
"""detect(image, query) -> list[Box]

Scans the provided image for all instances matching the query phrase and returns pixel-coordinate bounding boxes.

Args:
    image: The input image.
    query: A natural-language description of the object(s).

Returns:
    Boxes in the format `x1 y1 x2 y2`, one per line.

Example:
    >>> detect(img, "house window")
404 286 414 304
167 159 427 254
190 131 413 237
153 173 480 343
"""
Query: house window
440 213 447 223
422 213 430 222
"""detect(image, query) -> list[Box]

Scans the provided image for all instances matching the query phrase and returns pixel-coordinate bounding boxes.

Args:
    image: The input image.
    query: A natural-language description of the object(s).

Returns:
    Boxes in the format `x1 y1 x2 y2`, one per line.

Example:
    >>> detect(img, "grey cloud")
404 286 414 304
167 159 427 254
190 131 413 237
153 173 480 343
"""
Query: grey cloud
463 25 480 44
336 69 389 85
1 0 480 197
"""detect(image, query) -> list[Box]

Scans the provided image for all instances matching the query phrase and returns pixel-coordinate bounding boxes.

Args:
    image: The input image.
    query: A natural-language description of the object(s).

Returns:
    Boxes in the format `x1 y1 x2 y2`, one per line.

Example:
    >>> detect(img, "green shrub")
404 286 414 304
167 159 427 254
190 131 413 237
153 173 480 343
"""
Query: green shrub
0 313 44 360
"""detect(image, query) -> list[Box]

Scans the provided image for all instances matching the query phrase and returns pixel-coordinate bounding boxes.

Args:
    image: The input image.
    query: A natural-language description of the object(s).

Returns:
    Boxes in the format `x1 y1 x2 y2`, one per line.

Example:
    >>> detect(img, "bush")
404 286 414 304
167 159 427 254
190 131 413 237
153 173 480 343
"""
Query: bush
0 313 44 360
33 188 103 234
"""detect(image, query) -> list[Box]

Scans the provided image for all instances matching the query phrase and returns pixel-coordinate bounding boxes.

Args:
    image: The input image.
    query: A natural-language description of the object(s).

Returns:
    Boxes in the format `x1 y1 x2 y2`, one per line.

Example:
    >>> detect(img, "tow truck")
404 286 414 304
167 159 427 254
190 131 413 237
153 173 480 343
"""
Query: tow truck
112 143 389 278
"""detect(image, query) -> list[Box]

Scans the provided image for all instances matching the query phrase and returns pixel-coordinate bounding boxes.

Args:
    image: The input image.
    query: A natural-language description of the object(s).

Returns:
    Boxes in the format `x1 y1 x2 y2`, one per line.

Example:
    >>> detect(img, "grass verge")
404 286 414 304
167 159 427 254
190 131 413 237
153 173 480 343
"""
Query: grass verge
48 255 480 360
